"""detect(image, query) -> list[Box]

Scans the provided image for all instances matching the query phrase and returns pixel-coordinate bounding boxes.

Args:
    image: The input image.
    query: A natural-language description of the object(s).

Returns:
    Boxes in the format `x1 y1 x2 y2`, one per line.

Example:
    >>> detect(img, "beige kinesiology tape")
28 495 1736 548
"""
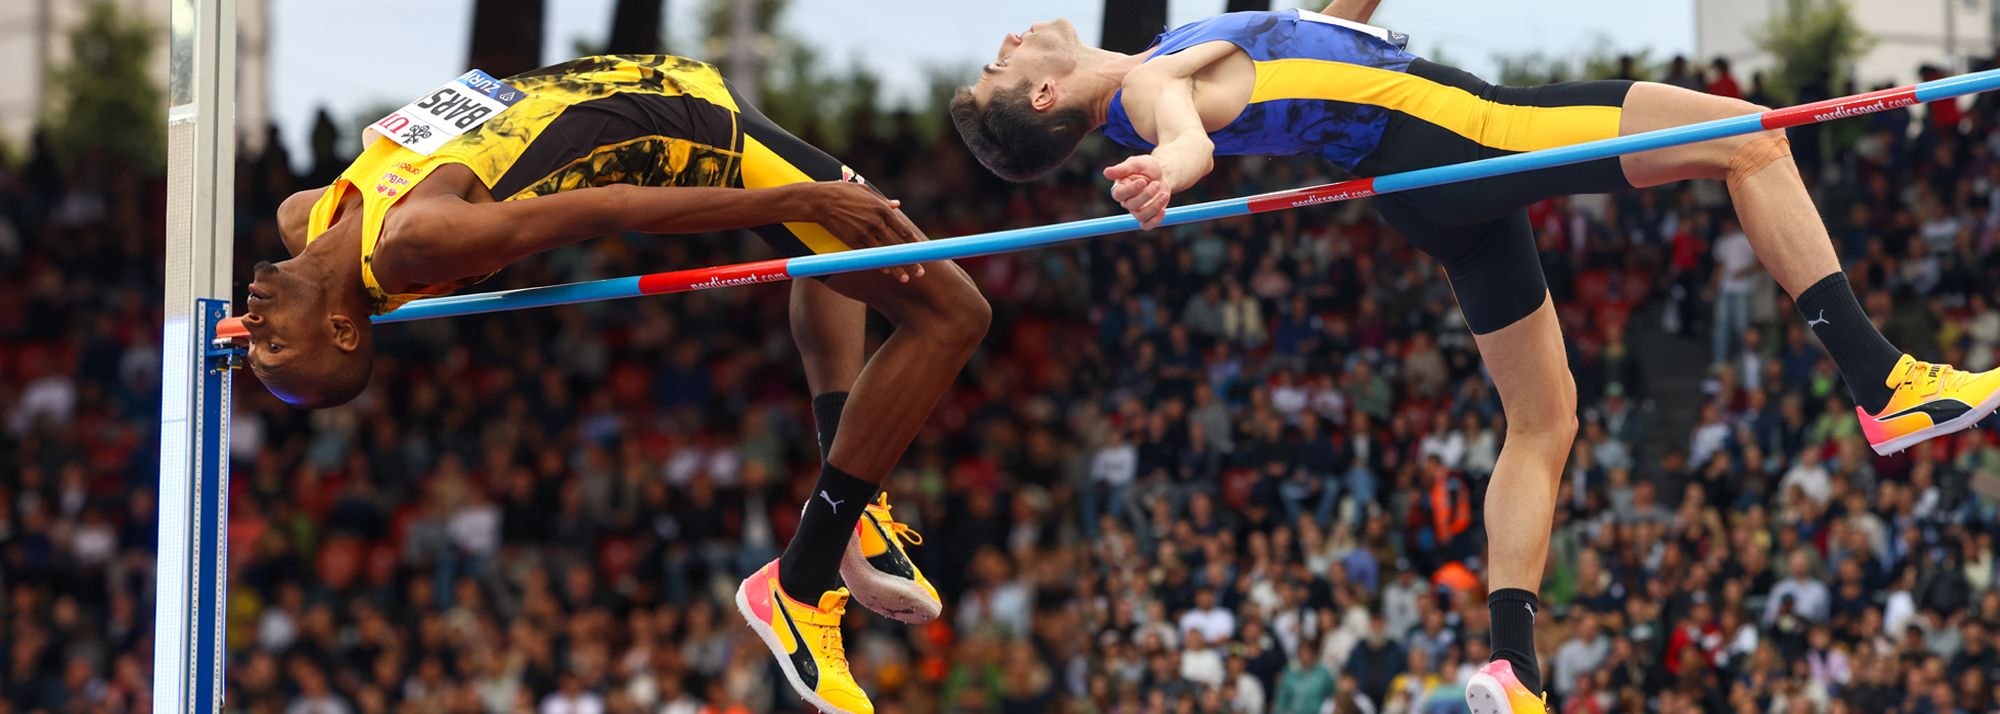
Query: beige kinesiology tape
1725 135 1793 193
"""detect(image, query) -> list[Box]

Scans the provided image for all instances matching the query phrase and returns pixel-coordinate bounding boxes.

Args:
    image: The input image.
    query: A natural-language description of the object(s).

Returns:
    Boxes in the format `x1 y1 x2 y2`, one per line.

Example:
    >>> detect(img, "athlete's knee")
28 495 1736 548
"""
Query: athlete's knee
1653 92 1783 181
884 265 989 348
1693 95 1785 176
1506 379 1579 444
1506 413 1579 456
1517 403 1579 438
933 276 992 347
1722 130 1795 192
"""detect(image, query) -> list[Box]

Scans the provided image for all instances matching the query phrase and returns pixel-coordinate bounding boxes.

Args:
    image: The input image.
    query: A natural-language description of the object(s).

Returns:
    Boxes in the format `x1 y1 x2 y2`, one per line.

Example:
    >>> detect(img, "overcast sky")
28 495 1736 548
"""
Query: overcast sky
268 0 1695 163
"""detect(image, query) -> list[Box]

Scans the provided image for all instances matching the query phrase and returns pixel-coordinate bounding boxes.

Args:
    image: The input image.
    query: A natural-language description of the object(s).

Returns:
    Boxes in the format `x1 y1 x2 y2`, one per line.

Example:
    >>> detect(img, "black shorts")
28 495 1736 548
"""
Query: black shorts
1352 59 1635 334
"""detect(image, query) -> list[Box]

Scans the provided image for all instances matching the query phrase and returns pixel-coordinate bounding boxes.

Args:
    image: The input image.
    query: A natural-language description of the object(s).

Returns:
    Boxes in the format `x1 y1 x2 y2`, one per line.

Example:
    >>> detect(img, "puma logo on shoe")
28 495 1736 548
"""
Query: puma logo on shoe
863 514 918 579
772 585 822 686
1806 310 1830 329
1874 399 1973 426
819 491 844 513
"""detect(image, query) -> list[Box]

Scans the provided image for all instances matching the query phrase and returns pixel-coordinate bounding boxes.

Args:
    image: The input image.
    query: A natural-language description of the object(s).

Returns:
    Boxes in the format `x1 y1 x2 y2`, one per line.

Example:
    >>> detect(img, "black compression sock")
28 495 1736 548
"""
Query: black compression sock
778 463 879 598
812 392 848 461
1795 272 1902 412
1489 589 1543 693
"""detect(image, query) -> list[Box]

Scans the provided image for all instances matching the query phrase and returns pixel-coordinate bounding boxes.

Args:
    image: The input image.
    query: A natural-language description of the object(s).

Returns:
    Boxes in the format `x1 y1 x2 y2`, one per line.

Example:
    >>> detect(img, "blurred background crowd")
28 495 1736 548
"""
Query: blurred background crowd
10 6 2000 713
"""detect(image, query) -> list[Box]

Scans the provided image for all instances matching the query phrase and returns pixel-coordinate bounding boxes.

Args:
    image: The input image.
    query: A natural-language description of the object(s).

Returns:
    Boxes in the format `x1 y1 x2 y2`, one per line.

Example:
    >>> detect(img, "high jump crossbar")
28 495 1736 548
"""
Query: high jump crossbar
216 67 2000 337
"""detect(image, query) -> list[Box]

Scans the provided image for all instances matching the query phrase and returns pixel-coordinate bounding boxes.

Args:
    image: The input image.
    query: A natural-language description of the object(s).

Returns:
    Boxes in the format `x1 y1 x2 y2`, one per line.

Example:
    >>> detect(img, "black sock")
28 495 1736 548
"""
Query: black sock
778 463 878 598
811 392 848 461
1795 272 1902 412
1489 589 1543 693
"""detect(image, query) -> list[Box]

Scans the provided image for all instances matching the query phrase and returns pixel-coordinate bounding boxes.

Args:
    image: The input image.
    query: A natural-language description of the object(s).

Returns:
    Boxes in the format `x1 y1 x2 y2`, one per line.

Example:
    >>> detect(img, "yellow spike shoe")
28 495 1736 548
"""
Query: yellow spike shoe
735 559 873 713
840 493 943 624
1466 660 1549 714
1857 355 2000 455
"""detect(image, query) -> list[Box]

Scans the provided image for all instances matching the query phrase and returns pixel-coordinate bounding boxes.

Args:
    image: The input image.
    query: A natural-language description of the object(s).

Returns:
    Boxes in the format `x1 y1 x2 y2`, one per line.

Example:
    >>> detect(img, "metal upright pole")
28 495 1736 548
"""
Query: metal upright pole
157 0 237 710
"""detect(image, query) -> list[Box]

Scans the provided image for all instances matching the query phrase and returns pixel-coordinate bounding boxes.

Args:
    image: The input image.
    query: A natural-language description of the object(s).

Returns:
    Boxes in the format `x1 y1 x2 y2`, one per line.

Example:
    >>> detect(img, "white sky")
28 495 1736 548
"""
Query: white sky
268 0 1695 162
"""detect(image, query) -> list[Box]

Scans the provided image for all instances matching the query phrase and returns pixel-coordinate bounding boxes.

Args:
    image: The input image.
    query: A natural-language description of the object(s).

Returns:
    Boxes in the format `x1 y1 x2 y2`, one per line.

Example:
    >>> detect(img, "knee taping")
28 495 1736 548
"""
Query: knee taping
1725 134 1792 193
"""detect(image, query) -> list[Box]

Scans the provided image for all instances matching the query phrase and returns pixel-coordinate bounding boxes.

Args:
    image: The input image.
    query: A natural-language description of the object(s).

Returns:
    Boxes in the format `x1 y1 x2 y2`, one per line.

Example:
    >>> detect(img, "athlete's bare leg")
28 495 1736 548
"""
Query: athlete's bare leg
765 258 987 612
1616 82 1835 296
1466 293 1574 698
1471 295 1575 595
819 261 989 480
744 256 984 714
790 280 866 397
1616 80 2000 456
1607 82 2000 458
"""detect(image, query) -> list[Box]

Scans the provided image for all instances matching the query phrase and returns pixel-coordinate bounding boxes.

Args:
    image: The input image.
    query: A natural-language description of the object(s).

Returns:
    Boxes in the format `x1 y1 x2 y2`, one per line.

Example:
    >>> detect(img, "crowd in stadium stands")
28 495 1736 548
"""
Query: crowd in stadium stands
7 54 2000 714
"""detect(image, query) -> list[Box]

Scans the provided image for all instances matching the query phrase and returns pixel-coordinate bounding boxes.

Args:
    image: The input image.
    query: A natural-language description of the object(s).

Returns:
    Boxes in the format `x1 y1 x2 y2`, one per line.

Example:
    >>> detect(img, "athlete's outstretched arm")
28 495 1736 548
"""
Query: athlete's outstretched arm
1105 72 1215 230
1322 0 1382 22
380 181 926 285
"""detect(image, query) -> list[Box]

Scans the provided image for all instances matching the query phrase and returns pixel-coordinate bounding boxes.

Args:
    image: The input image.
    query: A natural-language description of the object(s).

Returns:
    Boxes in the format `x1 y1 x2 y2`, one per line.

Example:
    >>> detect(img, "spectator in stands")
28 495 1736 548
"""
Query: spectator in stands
1707 57 1743 99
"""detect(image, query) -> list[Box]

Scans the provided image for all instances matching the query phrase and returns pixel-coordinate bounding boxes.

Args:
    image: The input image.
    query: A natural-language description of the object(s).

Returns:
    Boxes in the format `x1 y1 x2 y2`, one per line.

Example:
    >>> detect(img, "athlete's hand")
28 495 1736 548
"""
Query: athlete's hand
797 181 927 282
1105 155 1172 230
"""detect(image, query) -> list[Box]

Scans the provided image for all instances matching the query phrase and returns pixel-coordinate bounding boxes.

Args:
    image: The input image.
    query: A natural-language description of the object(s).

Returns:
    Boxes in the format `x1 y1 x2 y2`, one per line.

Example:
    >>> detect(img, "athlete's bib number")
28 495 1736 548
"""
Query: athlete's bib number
368 70 524 155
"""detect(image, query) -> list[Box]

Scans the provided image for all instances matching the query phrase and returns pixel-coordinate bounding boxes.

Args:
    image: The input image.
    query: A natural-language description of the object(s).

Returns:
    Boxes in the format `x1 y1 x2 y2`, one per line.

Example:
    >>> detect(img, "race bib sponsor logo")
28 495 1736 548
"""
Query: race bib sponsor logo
371 70 525 156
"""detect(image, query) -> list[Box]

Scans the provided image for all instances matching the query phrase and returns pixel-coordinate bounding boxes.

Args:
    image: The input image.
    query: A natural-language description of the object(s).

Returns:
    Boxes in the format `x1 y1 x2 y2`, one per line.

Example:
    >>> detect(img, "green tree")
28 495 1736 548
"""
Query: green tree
42 1 163 171
1753 0 1874 104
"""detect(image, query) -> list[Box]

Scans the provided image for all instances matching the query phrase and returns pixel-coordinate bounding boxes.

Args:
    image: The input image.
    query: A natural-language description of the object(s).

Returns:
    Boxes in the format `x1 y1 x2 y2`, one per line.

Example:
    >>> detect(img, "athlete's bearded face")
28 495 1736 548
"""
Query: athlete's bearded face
970 19 1084 105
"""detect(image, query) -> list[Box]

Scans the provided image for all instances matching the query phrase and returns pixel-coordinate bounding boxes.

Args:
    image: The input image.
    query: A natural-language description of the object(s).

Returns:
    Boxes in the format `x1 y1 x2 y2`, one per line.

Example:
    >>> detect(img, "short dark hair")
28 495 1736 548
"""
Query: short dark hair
950 84 1092 182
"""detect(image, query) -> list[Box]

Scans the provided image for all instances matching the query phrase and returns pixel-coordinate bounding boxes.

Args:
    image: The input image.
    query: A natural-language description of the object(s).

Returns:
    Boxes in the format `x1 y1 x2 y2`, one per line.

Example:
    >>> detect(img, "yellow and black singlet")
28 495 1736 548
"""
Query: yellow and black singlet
1102 10 1647 336
304 55 861 315
1103 9 1626 177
